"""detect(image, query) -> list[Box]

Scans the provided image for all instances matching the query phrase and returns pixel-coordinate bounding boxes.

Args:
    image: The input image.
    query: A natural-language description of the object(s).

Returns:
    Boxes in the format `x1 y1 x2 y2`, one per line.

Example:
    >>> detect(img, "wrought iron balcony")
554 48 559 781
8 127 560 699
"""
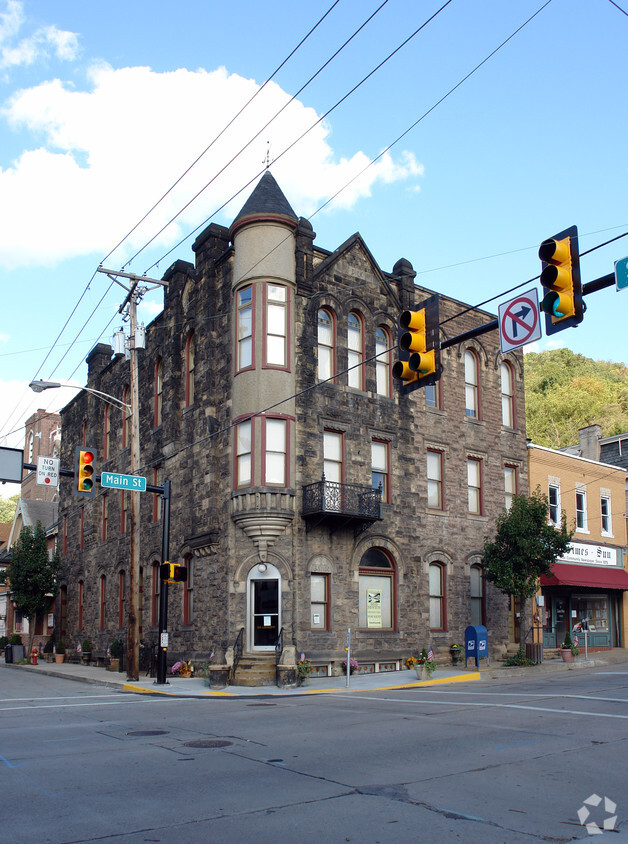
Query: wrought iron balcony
302 477 382 532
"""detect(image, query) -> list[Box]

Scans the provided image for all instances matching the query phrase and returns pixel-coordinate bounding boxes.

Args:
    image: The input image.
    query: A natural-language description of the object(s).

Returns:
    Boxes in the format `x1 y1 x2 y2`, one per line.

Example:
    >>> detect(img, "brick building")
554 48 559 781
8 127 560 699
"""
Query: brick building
58 172 527 681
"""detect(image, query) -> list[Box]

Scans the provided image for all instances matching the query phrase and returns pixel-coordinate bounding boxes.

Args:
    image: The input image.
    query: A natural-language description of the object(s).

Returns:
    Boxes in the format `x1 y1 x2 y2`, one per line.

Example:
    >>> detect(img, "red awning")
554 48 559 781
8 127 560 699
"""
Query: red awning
541 564 628 590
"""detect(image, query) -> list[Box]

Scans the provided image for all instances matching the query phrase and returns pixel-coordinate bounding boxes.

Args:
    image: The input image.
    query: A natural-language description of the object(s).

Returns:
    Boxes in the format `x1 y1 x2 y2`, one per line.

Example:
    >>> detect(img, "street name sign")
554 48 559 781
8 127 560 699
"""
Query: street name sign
498 288 541 353
615 256 628 291
37 456 60 487
101 471 147 492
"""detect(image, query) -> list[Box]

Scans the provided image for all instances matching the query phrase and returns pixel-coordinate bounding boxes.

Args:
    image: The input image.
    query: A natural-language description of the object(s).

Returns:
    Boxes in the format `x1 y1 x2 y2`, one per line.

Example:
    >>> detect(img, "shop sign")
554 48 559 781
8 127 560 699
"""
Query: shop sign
558 541 618 567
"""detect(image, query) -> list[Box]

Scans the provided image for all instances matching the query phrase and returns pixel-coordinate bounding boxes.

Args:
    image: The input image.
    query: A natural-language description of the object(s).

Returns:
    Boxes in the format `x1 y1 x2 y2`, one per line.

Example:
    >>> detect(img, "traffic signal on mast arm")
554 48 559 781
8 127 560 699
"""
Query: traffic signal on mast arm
539 225 584 335
160 562 188 583
74 447 97 498
392 294 442 393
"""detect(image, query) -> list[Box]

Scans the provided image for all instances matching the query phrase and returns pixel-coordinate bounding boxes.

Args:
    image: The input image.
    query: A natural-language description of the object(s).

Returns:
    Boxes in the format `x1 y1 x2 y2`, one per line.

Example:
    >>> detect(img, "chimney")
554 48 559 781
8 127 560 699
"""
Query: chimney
578 425 602 461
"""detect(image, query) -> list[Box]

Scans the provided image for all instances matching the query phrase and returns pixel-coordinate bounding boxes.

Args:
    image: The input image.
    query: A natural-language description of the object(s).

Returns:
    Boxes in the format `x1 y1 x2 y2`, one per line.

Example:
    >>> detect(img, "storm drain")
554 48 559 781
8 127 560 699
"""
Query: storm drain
184 739 233 748
127 730 170 737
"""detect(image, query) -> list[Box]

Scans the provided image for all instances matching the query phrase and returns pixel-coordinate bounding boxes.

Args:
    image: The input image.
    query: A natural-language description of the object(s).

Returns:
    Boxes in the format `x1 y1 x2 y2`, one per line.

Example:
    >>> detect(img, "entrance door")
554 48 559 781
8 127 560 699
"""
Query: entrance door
251 579 279 649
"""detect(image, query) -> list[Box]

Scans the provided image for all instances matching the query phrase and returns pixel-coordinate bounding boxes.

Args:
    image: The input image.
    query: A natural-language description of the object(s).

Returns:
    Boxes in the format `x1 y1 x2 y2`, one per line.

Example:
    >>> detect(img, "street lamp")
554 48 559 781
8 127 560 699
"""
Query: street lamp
29 375 141 682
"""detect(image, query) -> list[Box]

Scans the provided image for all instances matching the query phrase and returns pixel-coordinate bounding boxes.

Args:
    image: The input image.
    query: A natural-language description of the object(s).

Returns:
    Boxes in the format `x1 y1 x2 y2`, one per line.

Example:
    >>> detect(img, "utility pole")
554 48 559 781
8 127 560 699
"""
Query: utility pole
97 267 167 682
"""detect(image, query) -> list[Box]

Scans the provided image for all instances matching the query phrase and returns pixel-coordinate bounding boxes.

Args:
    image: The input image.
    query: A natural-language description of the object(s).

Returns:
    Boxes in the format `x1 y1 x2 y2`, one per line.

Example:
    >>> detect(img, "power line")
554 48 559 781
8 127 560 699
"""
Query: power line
101 0 344 267
141 0 456 274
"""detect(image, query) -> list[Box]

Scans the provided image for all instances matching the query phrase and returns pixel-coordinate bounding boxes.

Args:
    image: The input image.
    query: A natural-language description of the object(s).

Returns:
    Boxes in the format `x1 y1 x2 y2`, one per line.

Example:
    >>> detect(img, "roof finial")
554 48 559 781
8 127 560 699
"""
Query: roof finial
263 140 271 170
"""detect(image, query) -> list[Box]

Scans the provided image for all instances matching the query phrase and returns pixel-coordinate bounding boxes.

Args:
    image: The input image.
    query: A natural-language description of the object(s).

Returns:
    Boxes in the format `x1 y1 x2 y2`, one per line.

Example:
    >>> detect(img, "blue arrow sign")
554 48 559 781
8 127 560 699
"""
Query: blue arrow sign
101 472 147 492
615 257 628 291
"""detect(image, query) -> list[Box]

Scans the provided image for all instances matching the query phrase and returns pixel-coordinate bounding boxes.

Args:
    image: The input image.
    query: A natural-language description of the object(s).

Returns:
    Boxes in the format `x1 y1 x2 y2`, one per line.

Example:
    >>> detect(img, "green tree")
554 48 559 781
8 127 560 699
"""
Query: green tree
0 493 19 523
9 521 61 654
482 489 572 657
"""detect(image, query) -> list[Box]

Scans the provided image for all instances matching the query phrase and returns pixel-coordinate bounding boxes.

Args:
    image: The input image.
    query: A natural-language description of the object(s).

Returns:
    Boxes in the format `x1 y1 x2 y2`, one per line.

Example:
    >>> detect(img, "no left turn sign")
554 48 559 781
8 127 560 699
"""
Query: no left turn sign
498 289 541 353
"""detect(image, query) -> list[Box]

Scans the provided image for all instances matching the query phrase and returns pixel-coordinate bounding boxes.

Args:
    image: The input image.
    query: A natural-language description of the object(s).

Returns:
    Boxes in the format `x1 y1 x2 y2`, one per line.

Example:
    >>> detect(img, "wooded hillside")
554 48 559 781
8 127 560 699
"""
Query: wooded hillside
524 349 628 448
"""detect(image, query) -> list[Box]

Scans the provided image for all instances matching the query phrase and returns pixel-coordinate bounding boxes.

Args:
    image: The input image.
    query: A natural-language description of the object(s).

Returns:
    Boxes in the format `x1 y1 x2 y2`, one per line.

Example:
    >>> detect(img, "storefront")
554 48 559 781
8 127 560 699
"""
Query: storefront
540 542 628 649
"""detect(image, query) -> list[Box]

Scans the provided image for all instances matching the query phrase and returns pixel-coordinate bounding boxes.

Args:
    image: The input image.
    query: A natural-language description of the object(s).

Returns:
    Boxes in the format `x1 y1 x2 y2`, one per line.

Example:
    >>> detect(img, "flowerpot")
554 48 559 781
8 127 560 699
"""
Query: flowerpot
54 653 65 664
560 649 575 663
415 665 431 681
297 675 309 686
81 653 91 665
107 658 120 672
450 651 463 665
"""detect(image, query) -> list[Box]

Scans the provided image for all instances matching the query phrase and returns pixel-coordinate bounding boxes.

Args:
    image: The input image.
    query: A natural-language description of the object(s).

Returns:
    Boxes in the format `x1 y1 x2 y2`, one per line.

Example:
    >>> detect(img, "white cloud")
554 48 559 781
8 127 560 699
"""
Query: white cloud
0 62 423 269
0 1 78 70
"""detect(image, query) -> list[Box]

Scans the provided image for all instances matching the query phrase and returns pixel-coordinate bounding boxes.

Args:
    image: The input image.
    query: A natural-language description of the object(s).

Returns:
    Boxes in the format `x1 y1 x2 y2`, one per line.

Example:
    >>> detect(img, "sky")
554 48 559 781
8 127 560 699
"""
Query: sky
0 0 627 497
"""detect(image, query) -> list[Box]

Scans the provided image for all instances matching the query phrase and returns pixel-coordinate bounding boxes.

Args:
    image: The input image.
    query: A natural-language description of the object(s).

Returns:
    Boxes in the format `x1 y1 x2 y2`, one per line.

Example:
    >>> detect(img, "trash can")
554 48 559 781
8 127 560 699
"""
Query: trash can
8 644 25 662
4 643 12 664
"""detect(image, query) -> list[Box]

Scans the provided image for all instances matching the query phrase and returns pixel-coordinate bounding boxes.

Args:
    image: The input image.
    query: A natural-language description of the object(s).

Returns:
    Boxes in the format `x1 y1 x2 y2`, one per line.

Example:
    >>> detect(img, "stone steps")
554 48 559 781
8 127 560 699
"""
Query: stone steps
233 652 276 687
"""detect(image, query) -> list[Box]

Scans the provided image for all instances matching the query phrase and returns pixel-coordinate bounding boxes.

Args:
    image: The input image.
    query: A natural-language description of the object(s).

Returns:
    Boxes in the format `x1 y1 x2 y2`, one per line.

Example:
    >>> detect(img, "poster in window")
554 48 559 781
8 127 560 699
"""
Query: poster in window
367 589 382 628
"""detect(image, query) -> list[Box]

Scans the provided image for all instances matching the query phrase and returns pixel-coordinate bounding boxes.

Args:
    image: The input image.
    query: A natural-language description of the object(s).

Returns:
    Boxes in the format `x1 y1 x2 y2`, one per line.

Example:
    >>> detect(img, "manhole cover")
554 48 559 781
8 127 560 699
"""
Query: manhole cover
184 739 232 748
127 730 169 737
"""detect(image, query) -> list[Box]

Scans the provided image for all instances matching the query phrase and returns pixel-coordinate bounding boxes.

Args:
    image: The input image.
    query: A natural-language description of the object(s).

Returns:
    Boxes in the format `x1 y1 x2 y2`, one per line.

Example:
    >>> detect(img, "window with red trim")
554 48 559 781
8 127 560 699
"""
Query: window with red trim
317 308 336 382
154 359 163 427
348 312 364 390
99 575 106 630
118 570 125 629
429 563 446 630
375 326 392 397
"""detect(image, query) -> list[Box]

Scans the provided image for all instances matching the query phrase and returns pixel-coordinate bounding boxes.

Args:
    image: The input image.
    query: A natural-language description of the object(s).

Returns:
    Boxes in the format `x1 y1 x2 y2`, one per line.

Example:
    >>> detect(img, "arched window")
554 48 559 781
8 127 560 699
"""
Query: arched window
358 548 396 631
500 362 515 428
375 326 391 397
470 564 485 626
185 332 195 407
236 285 253 371
464 350 480 419
154 358 163 428
78 579 84 631
183 557 193 626
317 308 335 382
122 386 130 448
347 312 364 390
429 563 446 630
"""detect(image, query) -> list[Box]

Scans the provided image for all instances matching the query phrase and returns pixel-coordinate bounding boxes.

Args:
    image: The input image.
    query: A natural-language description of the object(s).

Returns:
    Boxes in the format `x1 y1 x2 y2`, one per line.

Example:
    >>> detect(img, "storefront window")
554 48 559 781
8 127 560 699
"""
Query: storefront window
573 595 609 632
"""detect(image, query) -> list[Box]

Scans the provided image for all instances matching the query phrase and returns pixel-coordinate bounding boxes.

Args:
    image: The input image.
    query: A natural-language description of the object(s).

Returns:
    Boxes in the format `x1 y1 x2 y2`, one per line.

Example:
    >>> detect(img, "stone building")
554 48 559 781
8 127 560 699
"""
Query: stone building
57 172 527 681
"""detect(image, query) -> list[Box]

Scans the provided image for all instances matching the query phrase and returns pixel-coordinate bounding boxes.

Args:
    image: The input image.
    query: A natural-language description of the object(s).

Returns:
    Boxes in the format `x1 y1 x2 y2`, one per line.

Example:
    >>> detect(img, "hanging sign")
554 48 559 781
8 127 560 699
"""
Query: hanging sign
37 456 60 487
498 289 541 353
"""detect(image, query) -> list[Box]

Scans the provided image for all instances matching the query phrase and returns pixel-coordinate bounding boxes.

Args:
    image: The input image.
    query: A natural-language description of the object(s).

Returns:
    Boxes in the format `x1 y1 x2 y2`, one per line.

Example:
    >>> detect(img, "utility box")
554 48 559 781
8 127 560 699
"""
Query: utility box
465 625 489 668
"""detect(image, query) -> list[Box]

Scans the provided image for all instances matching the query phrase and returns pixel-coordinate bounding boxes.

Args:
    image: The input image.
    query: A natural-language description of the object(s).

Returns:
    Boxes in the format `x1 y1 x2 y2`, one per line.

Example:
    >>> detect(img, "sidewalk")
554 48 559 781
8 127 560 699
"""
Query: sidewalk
4 648 627 697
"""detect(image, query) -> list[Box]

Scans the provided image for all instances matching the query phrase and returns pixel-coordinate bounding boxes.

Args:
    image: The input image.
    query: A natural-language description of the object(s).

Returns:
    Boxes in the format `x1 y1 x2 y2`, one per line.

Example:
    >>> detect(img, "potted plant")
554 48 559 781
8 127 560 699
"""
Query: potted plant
81 639 92 664
171 659 194 678
54 638 66 664
43 637 55 662
450 643 464 665
560 631 579 663
297 657 313 685
342 658 359 675
415 648 436 681
405 655 418 670
108 639 122 672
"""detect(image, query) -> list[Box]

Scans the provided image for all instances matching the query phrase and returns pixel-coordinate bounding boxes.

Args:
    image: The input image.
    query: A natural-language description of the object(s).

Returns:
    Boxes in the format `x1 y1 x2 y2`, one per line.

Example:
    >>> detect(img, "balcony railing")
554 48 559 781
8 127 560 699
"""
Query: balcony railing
302 478 382 531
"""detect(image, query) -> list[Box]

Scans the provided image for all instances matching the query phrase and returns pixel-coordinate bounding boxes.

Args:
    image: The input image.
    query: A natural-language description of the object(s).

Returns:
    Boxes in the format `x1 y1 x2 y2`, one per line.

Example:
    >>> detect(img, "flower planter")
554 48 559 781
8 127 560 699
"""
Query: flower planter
54 653 65 664
415 665 433 681
560 648 575 663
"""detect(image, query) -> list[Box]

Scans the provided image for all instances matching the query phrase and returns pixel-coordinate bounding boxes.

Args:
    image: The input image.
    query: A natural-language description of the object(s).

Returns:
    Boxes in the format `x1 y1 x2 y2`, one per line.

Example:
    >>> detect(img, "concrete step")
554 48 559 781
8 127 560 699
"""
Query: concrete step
233 653 276 687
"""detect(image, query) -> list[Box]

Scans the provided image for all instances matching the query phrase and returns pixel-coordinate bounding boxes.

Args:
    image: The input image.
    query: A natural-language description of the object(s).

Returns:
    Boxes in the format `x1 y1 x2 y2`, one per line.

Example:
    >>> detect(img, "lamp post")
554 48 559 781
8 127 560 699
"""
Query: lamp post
29 375 141 681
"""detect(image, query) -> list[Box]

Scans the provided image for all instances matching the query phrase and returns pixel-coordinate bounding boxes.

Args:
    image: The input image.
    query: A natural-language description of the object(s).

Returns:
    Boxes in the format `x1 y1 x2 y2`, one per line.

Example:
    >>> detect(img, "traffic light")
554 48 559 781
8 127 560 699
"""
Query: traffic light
74 447 97 498
160 562 188 583
539 225 584 335
392 294 442 393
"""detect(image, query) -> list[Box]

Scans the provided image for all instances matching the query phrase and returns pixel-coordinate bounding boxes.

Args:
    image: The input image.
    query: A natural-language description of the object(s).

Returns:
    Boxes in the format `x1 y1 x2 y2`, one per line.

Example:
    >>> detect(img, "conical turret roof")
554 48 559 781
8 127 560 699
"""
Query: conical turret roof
230 171 298 236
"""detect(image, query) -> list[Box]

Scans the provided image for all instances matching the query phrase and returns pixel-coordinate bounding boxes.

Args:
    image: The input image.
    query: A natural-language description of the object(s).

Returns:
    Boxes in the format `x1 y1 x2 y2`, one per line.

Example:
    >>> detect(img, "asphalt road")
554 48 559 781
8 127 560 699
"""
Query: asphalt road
2 664 628 843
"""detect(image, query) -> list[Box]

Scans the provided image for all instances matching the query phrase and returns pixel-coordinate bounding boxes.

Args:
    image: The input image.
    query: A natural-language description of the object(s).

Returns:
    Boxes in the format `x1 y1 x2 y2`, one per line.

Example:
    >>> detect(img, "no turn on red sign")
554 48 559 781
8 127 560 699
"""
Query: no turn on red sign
37 456 60 487
498 288 542 353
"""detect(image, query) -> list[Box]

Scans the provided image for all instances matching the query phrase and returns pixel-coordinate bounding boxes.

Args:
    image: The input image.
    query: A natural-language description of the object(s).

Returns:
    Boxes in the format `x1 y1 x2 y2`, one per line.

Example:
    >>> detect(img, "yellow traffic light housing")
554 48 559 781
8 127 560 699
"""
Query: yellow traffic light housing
539 225 584 334
74 447 97 498
160 562 188 583
392 294 441 393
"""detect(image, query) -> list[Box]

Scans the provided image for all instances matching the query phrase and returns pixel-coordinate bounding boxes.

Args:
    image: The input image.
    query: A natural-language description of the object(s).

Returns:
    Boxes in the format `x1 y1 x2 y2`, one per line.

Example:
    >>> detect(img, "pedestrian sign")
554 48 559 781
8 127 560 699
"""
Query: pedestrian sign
498 288 541 353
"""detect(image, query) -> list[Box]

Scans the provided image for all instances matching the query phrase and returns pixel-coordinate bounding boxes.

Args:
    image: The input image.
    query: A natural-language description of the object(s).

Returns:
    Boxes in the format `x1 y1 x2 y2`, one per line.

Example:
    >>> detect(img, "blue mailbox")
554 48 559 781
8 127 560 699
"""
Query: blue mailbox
465 625 489 668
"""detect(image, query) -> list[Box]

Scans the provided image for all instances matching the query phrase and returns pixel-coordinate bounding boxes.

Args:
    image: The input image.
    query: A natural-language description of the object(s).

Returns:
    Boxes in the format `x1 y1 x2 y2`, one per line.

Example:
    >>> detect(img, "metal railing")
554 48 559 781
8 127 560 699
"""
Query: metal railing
229 627 244 684
274 627 284 685
302 478 382 520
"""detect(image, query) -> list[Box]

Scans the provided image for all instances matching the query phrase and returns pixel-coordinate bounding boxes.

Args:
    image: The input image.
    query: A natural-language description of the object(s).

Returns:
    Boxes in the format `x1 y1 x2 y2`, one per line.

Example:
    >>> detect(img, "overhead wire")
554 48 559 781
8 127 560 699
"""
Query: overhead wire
101 0 344 267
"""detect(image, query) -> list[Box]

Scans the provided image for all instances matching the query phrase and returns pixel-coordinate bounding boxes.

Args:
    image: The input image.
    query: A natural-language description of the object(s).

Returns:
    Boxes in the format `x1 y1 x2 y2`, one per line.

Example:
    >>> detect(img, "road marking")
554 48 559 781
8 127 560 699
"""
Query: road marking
409 690 628 704
326 695 628 719
0 696 193 711
0 694 120 703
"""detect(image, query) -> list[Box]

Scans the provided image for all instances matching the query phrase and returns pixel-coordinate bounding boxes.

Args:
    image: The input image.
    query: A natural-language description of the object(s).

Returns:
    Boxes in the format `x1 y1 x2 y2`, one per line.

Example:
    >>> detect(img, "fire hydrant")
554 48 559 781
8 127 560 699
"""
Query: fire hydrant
30 647 38 665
